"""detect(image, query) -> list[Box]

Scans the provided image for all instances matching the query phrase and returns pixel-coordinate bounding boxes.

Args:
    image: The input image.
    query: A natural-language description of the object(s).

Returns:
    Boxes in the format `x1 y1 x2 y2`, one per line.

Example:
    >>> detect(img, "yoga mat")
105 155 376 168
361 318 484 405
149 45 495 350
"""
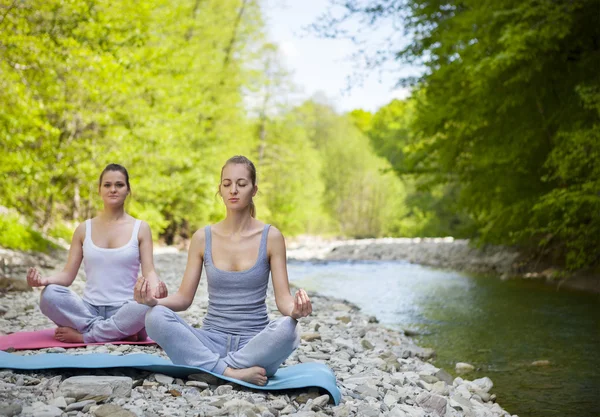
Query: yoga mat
0 351 341 404
0 329 156 351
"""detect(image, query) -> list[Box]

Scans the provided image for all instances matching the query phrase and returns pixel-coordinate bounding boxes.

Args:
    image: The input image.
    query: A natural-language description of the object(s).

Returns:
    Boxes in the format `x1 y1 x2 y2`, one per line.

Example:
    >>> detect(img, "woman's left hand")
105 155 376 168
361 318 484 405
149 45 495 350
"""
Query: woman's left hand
134 276 158 307
290 289 312 319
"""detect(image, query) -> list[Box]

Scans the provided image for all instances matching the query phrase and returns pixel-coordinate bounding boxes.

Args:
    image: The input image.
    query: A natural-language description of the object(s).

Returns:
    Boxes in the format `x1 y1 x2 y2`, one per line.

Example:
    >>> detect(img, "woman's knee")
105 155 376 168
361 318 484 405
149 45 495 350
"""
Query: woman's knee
144 305 171 334
39 284 67 313
274 316 300 348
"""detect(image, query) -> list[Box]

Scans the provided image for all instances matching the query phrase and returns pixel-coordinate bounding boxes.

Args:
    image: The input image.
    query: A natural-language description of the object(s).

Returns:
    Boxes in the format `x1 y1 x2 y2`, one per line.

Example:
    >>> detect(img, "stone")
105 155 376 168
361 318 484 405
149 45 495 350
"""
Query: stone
415 391 447 417
355 383 380 399
531 360 550 366
188 373 219 385
93 404 137 417
59 376 132 400
306 352 331 360
49 396 68 409
310 394 330 409
333 337 354 351
455 362 475 373
154 373 174 385
455 384 472 399
387 407 409 417
220 399 257 415
269 399 288 410
357 403 379 417
361 339 374 350
450 394 473 412
301 332 321 341
296 392 321 404
383 391 399 407
417 347 436 360
185 380 209 388
214 384 233 395
0 402 22 417
469 376 493 393
280 404 295 414
434 369 454 385
431 381 449 396
21 404 63 417
419 374 440 384
332 404 351 417
65 399 96 411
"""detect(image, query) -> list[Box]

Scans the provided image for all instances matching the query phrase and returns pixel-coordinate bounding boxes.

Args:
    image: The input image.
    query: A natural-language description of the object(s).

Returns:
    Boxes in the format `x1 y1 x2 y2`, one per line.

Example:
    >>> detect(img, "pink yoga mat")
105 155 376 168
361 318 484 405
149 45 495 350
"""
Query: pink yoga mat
0 329 156 351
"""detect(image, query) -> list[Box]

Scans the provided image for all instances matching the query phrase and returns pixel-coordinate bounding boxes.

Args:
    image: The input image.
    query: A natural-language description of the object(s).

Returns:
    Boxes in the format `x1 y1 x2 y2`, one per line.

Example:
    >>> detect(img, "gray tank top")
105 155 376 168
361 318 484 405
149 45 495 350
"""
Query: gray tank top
202 224 271 336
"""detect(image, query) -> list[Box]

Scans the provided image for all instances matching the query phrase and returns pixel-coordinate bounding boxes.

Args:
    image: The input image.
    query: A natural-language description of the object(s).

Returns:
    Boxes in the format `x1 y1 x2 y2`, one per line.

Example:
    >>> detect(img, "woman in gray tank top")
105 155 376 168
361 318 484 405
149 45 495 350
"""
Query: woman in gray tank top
26 164 168 343
135 155 312 386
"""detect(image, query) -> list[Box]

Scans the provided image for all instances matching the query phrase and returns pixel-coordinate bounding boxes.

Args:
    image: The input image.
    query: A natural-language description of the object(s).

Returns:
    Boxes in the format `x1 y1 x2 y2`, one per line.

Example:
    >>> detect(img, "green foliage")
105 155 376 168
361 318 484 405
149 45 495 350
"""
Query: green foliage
0 0 265 242
47 221 76 243
0 213 56 253
295 102 408 238
0 1 405 245
325 0 600 269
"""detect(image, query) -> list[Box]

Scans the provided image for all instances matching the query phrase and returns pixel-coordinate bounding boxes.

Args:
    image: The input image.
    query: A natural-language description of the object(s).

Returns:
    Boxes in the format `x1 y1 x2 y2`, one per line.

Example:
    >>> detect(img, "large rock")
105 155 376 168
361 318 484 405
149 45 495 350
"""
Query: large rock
434 369 454 385
415 391 447 417
59 376 132 400
468 376 493 393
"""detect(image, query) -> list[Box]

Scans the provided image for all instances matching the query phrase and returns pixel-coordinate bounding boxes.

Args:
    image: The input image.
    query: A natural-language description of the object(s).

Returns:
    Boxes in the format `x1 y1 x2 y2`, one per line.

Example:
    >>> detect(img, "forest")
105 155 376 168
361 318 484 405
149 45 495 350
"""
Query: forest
1 0 598 271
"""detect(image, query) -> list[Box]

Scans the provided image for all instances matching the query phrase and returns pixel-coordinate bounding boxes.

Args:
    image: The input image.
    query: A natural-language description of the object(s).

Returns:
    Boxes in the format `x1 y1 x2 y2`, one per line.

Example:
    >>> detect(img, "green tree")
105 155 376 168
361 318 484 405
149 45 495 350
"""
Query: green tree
318 0 600 268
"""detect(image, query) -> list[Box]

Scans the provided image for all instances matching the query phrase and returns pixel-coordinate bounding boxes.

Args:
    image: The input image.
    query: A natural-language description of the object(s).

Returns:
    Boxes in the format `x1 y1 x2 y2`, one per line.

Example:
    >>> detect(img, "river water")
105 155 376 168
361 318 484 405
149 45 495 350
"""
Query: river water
287 260 600 417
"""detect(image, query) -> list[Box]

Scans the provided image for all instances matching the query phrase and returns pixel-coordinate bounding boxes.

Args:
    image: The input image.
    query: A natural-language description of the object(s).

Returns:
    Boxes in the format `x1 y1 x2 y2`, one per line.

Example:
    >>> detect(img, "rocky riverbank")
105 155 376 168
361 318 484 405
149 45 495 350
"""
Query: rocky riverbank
286 236 600 293
0 250 516 417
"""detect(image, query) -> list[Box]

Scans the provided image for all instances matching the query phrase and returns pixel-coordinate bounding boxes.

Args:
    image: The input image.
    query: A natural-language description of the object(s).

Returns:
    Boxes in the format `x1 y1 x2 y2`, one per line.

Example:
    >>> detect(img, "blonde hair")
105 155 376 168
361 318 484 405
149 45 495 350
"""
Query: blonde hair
219 155 257 217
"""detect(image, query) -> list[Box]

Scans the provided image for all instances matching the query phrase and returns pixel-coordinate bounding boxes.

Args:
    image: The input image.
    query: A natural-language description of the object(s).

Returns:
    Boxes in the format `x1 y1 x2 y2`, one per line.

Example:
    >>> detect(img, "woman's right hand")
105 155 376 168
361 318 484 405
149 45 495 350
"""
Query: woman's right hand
134 276 158 307
26 267 49 287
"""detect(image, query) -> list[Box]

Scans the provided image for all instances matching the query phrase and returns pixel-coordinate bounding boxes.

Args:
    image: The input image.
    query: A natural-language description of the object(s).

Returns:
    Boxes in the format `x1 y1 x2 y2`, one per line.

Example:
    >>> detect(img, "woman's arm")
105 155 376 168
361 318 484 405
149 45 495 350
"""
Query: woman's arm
26 223 85 288
137 221 167 298
135 228 205 311
269 227 312 319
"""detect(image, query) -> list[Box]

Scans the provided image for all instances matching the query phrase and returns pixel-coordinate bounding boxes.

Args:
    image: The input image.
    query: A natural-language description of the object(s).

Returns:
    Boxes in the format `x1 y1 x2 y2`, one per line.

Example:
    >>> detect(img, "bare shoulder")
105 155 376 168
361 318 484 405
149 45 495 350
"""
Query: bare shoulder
139 220 151 233
190 227 207 257
267 226 286 251
136 220 153 242
267 225 284 240
192 227 207 245
73 221 86 240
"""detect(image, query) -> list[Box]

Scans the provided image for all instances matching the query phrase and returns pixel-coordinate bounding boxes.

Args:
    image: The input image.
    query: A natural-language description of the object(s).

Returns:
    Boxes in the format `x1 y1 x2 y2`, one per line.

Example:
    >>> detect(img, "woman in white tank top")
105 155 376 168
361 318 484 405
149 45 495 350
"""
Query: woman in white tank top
26 164 167 343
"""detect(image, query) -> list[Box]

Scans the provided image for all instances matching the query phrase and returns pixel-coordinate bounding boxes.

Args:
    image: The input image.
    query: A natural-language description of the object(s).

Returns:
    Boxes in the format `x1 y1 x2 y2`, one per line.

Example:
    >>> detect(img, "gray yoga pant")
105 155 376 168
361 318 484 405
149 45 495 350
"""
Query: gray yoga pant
145 305 300 376
39 284 149 343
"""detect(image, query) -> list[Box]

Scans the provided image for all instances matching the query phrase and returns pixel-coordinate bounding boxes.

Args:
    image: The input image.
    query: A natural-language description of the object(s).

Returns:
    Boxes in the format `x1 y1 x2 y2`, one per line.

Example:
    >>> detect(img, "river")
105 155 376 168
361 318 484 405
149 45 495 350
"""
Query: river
287 260 600 417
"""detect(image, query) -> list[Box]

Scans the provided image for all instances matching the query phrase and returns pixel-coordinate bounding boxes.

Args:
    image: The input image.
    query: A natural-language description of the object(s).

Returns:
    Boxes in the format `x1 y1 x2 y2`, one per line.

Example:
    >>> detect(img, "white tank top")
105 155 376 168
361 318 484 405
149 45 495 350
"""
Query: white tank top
82 219 142 306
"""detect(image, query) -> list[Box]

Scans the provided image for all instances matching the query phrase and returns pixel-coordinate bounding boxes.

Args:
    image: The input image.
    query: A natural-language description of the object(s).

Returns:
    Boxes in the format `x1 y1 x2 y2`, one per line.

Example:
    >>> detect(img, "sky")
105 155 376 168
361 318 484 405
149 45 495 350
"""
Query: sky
261 0 422 113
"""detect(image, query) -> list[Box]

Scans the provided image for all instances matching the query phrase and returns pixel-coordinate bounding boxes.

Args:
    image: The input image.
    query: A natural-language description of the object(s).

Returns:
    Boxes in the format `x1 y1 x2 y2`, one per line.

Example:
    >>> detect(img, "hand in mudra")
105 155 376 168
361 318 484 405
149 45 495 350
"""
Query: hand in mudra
134 276 167 306
291 289 312 319
26 267 49 287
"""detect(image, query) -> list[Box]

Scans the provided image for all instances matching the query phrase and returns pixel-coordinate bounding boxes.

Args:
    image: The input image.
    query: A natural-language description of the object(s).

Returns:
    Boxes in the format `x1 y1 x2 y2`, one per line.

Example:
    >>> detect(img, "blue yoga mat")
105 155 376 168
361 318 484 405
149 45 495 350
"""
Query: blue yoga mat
0 351 340 404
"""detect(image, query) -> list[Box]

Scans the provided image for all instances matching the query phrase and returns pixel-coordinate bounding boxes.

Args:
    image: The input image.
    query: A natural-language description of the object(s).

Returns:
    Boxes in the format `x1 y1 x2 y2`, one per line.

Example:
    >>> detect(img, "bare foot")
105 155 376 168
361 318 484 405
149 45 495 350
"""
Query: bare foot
223 366 267 386
54 327 84 343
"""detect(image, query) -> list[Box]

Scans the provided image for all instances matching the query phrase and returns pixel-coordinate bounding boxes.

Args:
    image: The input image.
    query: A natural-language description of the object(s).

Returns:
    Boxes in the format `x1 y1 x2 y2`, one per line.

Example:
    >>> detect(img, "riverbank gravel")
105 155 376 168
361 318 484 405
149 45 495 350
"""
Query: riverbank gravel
0 251 517 417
